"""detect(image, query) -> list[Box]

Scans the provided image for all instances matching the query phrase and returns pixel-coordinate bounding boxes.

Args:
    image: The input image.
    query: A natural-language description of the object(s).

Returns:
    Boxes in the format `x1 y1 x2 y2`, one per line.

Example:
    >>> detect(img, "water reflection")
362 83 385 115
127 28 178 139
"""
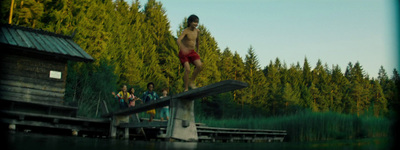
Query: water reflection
6 132 390 150
159 142 197 150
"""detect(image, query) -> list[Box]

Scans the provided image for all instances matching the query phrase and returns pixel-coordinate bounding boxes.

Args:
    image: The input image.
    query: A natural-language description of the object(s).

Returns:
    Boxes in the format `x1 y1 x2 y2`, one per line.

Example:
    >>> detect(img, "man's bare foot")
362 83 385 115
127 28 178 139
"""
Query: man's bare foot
189 82 197 89
184 89 189 92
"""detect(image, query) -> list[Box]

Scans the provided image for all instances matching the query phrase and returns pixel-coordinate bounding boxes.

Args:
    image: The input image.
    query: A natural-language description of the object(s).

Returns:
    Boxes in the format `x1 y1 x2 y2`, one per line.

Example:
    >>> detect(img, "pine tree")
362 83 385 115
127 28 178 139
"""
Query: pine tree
300 84 313 108
73 0 111 62
284 64 302 109
303 57 312 87
390 69 400 109
119 0 145 86
232 51 245 104
143 0 179 91
107 0 133 84
282 82 300 112
287 63 302 89
312 60 331 111
244 46 269 113
345 62 353 80
13 0 45 28
370 80 387 117
244 46 259 102
0 0 13 24
139 24 166 89
41 0 75 34
218 47 235 80
351 62 365 83
264 60 280 114
143 0 172 56
378 66 388 84
309 83 320 111
195 24 221 86
348 62 371 116
330 65 348 112
377 66 395 111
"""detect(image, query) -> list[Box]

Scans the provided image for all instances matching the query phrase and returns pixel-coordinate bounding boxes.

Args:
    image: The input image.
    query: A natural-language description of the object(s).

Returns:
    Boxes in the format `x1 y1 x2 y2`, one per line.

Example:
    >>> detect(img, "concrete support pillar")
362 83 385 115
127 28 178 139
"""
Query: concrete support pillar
166 98 198 141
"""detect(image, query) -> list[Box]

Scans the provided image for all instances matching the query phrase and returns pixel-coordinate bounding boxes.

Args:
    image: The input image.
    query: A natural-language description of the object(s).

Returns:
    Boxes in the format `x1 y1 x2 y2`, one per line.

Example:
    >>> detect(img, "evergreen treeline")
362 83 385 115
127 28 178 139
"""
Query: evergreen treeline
1 0 399 118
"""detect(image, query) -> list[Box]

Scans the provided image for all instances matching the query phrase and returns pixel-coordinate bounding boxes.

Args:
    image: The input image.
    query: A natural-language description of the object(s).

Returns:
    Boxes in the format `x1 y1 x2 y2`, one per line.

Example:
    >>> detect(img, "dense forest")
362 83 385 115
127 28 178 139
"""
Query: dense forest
1 0 399 119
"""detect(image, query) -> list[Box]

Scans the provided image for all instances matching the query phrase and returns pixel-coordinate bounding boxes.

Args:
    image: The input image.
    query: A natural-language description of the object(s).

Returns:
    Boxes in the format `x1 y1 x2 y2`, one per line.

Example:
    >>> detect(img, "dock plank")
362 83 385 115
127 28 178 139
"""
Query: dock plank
0 110 109 123
196 126 287 133
0 98 77 110
196 130 287 135
0 118 106 132
119 121 168 128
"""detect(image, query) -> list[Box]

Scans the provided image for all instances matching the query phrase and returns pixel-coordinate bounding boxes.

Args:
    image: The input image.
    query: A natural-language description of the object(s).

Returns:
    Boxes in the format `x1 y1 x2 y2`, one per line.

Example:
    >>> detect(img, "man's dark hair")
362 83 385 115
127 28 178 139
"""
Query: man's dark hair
147 82 154 89
187 14 199 27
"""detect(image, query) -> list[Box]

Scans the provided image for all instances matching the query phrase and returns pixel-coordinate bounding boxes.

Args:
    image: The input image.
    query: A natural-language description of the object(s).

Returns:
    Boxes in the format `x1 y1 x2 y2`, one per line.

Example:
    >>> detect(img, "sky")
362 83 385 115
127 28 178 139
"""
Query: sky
128 0 398 78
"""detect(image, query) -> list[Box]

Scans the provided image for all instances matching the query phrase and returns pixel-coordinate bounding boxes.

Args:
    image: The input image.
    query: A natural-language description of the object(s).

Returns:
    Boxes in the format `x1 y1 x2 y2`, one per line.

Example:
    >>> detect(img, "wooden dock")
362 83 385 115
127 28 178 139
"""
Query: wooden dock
0 98 110 136
1 80 287 142
103 80 287 142
118 119 286 142
196 126 286 143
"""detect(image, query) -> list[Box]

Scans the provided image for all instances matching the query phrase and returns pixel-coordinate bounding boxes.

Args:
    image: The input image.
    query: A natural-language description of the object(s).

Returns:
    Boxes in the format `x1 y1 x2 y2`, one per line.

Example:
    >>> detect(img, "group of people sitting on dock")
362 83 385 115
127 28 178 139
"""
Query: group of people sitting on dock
111 82 170 122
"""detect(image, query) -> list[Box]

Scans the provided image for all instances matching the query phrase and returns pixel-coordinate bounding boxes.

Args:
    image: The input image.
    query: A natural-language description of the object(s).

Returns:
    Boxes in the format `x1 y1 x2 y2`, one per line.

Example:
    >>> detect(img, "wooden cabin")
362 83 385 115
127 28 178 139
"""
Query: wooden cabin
0 24 93 116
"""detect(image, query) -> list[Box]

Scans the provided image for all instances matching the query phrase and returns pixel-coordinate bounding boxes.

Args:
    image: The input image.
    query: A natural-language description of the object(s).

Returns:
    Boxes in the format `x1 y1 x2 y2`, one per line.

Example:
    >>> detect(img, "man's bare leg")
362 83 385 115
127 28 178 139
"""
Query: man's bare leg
189 59 203 89
183 62 191 92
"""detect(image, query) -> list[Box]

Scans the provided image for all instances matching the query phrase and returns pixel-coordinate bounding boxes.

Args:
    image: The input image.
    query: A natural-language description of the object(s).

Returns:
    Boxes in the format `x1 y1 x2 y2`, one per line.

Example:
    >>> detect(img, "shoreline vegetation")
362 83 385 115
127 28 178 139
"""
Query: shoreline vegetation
196 109 392 142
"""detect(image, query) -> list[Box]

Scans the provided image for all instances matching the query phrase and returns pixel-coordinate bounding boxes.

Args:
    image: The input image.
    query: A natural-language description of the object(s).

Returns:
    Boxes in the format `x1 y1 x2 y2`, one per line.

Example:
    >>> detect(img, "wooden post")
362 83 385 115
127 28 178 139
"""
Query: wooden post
110 116 117 138
95 92 101 117
72 129 78 136
166 97 174 141
9 124 16 130
124 128 129 139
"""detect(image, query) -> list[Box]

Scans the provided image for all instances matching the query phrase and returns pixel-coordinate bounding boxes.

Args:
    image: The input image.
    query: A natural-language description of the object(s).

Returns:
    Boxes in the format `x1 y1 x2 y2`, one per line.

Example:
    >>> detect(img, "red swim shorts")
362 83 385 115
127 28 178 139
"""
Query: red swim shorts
178 50 201 64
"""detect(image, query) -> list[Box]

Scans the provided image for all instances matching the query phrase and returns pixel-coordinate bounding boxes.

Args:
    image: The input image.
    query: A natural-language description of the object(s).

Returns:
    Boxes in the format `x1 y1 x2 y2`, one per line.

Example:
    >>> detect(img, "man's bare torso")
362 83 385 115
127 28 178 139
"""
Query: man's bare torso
181 28 199 51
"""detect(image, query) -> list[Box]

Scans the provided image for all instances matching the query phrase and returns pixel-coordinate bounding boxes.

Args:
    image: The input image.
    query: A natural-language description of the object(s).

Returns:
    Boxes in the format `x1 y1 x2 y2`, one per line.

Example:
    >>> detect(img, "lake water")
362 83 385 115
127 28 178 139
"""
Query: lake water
5 132 392 150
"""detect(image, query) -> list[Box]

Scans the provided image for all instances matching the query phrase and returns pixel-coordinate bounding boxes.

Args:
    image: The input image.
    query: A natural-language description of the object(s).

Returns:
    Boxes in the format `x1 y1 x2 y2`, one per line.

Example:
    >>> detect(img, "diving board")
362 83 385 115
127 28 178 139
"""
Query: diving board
103 80 248 117
172 80 249 100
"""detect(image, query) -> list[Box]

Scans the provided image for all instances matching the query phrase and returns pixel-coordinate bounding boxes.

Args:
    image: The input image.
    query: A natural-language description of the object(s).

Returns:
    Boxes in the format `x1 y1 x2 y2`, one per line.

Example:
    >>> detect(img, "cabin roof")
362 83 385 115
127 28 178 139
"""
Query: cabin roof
0 24 93 62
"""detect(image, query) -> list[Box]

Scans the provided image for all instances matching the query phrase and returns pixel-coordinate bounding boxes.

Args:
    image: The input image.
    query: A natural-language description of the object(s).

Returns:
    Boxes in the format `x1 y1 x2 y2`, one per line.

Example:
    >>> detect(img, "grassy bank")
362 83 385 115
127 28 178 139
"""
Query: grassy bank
195 110 392 142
